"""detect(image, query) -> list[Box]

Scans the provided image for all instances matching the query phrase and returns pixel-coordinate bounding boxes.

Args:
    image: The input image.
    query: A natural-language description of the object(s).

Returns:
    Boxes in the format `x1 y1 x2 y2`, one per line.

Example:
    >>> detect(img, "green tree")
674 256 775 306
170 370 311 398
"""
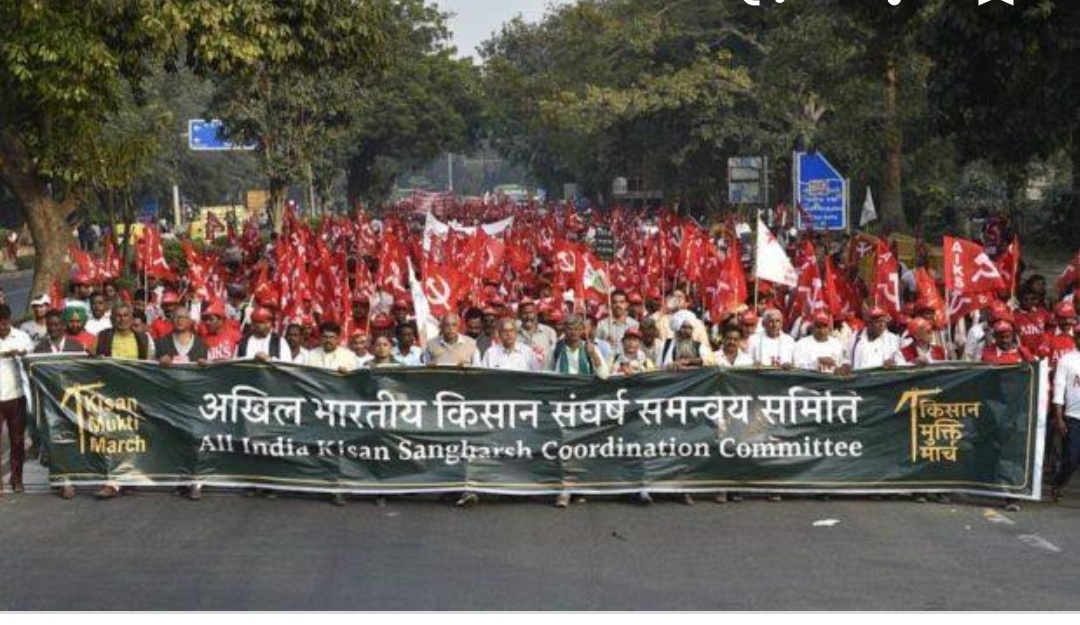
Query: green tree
0 1 184 300
343 0 485 206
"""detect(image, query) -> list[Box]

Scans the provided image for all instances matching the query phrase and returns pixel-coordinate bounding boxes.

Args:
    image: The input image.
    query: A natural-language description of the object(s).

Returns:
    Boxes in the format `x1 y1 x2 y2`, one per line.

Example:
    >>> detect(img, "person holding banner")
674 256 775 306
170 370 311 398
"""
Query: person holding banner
848 307 904 371
236 307 285 361
156 307 208 366
422 313 479 367
715 325 753 368
550 314 608 378
793 313 848 374
304 322 360 373
610 328 654 375
0 304 33 497
1051 333 1080 502
901 318 946 365
747 309 795 369
480 318 540 372
659 310 711 369
981 319 1033 365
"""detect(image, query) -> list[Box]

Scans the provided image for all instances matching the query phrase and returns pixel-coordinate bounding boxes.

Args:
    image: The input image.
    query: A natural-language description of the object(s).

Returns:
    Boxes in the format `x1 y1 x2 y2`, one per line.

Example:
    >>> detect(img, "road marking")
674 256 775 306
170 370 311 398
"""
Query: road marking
983 509 1016 525
812 519 841 527
1017 535 1062 553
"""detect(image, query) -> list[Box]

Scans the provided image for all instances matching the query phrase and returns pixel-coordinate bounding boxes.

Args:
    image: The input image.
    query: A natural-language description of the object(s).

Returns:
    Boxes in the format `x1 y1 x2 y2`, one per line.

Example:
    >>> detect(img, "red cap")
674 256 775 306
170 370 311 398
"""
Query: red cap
812 312 832 326
627 293 644 305
161 291 181 305
1055 301 1076 321
548 309 565 324
906 317 930 336
251 307 273 323
371 313 394 329
519 297 536 309
740 310 759 326
300 313 316 327
623 327 643 340
203 302 226 318
865 306 888 320
392 299 410 311
352 294 370 304
989 301 1013 323
993 319 1015 333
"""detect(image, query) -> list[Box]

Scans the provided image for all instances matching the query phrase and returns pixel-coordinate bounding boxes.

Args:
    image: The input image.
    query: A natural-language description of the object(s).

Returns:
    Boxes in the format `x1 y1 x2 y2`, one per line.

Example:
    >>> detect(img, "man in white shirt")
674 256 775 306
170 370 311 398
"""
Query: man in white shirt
84 292 113 336
748 309 795 368
0 303 34 494
1052 334 1080 501
793 312 848 373
480 317 540 371
303 322 359 373
236 307 286 361
19 294 50 342
847 307 904 370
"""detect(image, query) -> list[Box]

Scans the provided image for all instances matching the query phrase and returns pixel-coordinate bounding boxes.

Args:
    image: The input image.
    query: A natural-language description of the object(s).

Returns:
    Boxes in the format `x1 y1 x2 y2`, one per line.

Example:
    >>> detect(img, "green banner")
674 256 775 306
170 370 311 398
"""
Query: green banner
25 358 1047 500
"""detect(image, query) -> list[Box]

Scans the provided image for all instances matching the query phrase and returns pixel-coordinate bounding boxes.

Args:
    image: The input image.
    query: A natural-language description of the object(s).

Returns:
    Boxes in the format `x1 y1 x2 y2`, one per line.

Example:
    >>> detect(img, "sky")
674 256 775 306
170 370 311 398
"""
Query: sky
433 0 568 59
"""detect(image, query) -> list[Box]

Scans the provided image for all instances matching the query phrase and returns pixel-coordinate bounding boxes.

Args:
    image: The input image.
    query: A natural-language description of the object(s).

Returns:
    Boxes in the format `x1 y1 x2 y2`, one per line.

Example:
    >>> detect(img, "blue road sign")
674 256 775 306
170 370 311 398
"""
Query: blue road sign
794 151 848 231
187 119 257 151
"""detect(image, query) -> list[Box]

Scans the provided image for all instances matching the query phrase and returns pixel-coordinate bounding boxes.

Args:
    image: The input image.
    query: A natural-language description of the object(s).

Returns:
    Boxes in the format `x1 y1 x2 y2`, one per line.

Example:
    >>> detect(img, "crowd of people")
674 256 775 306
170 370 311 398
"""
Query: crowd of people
1 200 1079 510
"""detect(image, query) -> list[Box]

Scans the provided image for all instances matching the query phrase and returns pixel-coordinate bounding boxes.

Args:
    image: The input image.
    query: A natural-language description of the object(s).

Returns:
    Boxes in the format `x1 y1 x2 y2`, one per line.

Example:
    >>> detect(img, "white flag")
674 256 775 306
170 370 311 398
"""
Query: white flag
406 258 439 344
754 219 798 287
860 187 877 228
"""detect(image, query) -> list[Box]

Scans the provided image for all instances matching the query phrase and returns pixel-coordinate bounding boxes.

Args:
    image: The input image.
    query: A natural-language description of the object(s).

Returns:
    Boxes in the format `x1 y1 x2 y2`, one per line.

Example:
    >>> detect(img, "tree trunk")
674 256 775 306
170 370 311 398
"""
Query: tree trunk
881 56 905 234
0 153 76 313
268 178 287 234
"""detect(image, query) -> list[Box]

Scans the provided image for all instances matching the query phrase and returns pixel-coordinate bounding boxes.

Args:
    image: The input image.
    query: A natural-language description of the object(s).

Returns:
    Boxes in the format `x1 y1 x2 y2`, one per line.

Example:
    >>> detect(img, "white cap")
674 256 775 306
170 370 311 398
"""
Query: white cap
30 294 51 307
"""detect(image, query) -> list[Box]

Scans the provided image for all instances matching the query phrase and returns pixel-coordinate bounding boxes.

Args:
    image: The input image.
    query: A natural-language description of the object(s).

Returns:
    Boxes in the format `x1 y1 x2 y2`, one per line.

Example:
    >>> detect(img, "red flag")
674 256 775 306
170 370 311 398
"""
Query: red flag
377 233 411 301
944 236 1005 295
1056 251 1079 298
182 240 211 300
69 246 100 282
823 256 845 318
873 238 901 316
135 226 176 280
995 236 1021 297
49 279 64 311
575 248 611 305
915 268 947 329
790 239 824 322
102 237 121 279
423 260 466 318
710 237 747 321
948 290 998 321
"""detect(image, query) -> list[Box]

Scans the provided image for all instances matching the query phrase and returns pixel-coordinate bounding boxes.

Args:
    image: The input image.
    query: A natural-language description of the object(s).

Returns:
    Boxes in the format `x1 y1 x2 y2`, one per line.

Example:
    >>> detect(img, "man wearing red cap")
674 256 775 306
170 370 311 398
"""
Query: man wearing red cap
1014 287 1050 356
793 313 847 373
236 307 285 361
848 307 904 370
199 302 241 362
981 319 1033 364
901 318 946 365
1045 301 1077 371
963 301 1011 362
148 291 180 340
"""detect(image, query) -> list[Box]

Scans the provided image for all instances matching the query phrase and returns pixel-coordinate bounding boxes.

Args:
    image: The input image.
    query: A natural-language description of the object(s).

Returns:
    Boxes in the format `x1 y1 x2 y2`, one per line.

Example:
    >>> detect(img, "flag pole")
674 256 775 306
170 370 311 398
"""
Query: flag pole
754 209 761 313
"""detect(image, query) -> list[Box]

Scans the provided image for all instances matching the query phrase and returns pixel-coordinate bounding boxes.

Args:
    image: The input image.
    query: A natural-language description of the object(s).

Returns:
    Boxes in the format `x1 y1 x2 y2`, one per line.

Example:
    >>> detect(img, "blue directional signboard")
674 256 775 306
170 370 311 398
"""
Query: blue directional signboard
794 151 848 231
187 119 257 151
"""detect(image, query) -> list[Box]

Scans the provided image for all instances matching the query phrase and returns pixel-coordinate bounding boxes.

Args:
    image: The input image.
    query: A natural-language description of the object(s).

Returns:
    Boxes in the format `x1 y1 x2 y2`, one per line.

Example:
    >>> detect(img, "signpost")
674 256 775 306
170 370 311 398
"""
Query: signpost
187 119 257 152
592 225 616 262
727 157 767 206
793 151 849 231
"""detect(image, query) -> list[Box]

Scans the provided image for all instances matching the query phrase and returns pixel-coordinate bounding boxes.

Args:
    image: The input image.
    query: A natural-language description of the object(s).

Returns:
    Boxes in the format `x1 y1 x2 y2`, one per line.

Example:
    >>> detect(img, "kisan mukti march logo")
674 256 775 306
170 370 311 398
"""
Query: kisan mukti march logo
895 388 981 464
60 382 146 455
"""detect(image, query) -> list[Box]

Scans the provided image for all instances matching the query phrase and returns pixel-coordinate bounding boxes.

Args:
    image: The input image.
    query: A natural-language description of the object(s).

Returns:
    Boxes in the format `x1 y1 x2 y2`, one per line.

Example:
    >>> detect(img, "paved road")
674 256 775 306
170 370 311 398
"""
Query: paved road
3 268 1076 610
0 488 1077 610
